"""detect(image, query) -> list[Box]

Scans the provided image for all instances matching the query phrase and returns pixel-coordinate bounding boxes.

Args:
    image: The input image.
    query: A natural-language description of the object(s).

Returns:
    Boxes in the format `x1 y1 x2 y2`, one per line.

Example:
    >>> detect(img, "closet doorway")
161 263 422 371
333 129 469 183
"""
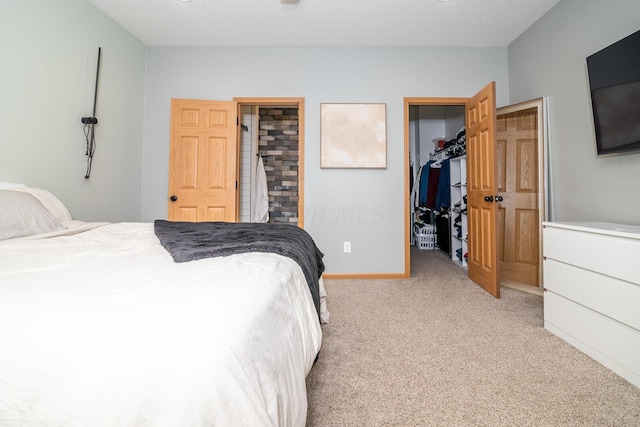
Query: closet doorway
236 98 304 226
409 102 465 254
405 97 547 296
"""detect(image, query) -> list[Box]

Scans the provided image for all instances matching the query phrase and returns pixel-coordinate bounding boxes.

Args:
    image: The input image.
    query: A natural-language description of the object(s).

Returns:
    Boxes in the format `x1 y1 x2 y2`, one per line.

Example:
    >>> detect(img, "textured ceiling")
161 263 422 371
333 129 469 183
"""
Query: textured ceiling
86 0 561 47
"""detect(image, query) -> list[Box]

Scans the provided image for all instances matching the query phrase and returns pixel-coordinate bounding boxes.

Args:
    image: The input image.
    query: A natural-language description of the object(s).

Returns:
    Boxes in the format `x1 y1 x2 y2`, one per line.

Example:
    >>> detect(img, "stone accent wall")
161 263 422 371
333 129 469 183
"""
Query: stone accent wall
258 107 299 225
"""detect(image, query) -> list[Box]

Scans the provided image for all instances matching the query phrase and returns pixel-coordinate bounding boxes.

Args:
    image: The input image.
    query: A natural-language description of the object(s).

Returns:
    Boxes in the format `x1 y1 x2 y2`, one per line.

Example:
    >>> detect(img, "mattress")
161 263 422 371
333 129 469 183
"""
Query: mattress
0 222 323 426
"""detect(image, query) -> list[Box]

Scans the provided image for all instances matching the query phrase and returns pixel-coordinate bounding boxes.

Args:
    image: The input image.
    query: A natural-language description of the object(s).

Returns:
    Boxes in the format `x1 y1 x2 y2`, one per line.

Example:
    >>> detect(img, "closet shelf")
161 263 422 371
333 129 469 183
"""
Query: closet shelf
449 155 468 269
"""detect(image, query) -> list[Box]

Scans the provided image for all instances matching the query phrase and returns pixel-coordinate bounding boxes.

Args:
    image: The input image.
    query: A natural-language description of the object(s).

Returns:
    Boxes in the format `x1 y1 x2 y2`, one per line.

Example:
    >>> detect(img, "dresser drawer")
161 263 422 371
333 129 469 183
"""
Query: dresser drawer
543 225 640 285
544 258 640 331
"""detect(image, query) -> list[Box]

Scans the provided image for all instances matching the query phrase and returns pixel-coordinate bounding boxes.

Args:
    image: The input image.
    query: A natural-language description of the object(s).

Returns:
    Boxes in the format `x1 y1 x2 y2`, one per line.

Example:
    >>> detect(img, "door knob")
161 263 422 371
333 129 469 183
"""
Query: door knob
495 195 504 202
169 195 177 202
484 195 494 202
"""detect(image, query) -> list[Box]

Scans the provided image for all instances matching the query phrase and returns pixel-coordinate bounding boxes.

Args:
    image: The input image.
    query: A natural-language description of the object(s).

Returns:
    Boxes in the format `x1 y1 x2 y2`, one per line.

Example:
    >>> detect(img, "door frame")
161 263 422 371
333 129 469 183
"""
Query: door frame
496 97 548 296
234 97 305 227
404 97 548 295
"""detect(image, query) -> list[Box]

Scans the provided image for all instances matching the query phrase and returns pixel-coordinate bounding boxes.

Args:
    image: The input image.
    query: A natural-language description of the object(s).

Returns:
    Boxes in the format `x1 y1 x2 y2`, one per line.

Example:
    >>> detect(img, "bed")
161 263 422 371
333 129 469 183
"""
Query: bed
0 184 329 427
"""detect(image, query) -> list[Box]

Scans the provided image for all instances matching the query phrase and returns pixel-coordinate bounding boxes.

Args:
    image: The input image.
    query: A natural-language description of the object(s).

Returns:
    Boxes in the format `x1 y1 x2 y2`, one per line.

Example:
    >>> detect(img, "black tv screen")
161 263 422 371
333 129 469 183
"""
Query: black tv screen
586 29 640 156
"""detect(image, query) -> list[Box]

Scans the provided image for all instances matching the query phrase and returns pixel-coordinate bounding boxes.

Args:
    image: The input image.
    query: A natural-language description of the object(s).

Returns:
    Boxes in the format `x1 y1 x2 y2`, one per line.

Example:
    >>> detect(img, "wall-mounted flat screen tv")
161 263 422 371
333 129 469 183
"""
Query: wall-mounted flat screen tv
586 29 640 156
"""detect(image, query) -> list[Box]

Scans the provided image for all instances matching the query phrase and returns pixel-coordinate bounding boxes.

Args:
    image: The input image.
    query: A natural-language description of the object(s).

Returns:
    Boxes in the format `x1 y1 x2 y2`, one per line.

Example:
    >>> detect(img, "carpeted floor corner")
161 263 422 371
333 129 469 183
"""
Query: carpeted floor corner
305 248 640 426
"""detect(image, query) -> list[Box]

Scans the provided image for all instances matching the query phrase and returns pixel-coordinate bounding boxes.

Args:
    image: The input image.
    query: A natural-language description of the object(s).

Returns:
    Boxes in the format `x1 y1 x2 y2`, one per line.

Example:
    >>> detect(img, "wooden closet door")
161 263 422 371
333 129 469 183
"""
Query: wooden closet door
496 107 539 287
466 82 499 298
168 99 238 222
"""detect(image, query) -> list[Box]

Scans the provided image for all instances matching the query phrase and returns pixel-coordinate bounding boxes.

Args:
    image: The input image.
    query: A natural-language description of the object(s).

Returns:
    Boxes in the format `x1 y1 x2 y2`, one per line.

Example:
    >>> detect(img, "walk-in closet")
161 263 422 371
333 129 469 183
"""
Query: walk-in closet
409 104 466 266
407 98 547 297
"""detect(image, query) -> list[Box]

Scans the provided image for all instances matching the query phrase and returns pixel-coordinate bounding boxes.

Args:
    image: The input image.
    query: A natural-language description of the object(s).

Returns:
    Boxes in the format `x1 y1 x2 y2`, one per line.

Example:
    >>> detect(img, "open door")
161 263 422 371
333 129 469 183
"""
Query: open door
466 82 500 297
168 98 238 222
496 99 546 294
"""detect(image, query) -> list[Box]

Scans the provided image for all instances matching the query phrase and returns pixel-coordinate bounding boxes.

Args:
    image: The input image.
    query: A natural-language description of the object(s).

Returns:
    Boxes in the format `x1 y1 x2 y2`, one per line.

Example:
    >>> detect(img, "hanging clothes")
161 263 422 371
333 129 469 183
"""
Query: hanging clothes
434 158 451 210
253 155 269 223
411 163 425 208
425 164 441 209
409 162 414 195
418 161 435 207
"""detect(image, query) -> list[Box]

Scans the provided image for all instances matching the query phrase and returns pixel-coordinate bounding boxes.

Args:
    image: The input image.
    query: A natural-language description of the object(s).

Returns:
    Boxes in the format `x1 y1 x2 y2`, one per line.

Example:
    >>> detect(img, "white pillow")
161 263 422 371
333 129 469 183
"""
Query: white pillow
0 182 26 189
0 190 66 240
13 187 73 223
0 183 73 223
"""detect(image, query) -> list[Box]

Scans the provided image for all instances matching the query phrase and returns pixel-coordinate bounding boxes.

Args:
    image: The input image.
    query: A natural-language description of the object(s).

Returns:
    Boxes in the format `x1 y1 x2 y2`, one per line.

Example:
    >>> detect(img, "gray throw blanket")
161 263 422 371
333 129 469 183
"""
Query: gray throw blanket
154 220 325 317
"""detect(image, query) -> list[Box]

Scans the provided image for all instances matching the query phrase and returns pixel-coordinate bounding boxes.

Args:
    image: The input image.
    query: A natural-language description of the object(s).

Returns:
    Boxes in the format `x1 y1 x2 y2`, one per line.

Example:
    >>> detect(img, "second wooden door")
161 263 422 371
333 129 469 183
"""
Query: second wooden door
168 99 238 222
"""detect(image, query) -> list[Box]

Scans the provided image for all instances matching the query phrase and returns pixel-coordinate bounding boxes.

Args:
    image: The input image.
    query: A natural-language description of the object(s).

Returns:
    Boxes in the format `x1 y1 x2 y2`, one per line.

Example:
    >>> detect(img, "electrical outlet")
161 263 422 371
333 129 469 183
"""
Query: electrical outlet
343 241 351 253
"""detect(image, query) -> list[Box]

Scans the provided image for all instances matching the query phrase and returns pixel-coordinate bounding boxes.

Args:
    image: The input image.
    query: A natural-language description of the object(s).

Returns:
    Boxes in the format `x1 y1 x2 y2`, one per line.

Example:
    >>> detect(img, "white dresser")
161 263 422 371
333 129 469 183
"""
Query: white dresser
542 222 640 388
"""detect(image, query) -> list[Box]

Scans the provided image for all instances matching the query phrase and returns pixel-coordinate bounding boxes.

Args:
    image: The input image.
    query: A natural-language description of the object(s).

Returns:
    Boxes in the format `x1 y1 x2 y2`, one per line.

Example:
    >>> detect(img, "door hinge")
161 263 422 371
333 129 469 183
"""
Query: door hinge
236 181 238 190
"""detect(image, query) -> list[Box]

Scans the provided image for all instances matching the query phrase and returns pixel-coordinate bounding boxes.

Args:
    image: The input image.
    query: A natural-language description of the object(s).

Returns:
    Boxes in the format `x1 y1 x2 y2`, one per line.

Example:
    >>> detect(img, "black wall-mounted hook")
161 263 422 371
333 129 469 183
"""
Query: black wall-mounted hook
81 117 98 125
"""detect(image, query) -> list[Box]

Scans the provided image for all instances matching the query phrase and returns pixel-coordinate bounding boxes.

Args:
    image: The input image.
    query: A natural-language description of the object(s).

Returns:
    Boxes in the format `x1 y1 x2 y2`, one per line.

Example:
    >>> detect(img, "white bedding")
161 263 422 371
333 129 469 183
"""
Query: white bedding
0 222 322 427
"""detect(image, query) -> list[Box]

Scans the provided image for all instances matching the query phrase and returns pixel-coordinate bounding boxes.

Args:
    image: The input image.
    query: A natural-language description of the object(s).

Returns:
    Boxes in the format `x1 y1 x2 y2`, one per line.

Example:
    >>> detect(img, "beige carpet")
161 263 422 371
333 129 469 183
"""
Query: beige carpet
306 247 640 426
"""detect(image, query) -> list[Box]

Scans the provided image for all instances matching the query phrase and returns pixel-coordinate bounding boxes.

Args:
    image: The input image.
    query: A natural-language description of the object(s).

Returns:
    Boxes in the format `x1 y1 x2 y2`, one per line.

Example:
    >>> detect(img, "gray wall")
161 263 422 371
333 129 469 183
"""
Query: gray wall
509 0 640 225
13 0 634 274
142 47 509 274
0 0 146 221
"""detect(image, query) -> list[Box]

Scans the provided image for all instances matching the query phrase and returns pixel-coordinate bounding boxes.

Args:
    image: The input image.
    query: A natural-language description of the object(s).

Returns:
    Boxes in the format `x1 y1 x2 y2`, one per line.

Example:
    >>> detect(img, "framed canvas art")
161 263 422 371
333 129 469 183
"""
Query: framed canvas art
320 103 387 168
